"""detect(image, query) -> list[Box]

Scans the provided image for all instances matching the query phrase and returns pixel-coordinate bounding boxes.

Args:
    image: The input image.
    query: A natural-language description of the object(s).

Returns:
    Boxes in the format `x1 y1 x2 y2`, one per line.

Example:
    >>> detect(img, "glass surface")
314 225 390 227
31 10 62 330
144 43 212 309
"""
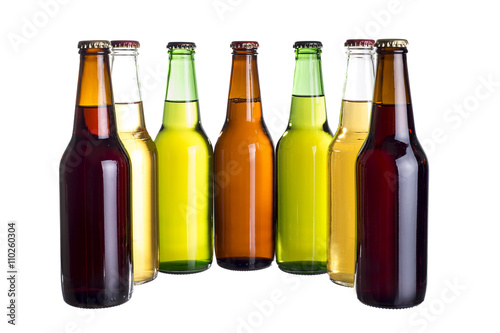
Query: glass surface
355 47 428 308
276 47 332 274
155 100 213 273
328 100 371 285
60 105 132 308
214 47 274 271
114 101 158 284
276 95 332 274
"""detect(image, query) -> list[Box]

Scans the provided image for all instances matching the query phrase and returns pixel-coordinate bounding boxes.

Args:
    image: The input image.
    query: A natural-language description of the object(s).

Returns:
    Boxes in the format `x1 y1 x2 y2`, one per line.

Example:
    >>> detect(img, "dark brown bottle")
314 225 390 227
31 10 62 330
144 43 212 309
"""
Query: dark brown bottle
214 41 275 270
356 39 428 308
60 40 133 308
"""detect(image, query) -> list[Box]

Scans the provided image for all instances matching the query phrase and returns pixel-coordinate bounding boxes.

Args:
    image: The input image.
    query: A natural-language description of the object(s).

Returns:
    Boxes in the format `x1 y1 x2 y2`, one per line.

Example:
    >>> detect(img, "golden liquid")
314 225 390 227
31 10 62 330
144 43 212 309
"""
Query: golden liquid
155 101 213 273
115 102 158 284
276 96 333 274
328 100 371 286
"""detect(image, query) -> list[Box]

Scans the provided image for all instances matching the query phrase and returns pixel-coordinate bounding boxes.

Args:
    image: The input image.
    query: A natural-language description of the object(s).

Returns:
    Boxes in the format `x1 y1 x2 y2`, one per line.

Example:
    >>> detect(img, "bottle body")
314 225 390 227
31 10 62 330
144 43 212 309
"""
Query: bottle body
328 41 374 286
60 42 132 308
356 40 428 308
214 42 274 270
115 102 158 283
156 44 213 273
156 101 213 273
111 41 158 284
276 43 332 274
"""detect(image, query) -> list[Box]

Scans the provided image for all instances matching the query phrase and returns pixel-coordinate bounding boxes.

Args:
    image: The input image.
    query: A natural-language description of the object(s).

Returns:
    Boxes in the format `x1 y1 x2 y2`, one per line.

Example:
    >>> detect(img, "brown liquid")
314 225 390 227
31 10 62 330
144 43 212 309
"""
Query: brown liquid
60 47 132 307
355 46 428 308
214 47 275 270
60 105 132 308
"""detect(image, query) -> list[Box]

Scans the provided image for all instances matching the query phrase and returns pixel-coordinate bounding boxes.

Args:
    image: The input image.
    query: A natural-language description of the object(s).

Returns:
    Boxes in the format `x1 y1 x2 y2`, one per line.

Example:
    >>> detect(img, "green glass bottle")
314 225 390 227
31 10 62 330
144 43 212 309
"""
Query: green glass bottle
276 41 333 274
155 42 213 273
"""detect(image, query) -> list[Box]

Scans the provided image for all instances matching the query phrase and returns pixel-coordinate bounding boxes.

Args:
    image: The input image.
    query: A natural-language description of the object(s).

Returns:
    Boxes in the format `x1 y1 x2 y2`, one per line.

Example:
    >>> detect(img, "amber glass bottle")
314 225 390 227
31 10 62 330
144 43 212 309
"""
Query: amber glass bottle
60 40 132 308
214 41 275 270
356 39 429 308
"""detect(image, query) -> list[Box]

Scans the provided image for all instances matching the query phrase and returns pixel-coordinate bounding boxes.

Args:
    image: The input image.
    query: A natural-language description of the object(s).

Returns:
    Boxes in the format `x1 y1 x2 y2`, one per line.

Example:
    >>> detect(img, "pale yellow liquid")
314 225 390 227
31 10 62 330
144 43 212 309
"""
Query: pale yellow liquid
328 100 371 286
115 102 158 284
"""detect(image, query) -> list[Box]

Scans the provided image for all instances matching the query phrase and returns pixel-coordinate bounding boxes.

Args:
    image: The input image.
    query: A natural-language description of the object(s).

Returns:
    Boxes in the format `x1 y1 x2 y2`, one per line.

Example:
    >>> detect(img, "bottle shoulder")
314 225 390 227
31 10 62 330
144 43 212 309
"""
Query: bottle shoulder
155 128 213 152
357 136 428 168
277 129 333 151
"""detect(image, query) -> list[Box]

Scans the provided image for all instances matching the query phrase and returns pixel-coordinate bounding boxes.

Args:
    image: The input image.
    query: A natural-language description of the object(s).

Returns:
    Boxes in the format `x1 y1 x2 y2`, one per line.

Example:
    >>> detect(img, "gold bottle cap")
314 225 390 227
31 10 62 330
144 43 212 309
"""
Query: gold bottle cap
230 41 259 49
375 39 408 48
78 40 111 49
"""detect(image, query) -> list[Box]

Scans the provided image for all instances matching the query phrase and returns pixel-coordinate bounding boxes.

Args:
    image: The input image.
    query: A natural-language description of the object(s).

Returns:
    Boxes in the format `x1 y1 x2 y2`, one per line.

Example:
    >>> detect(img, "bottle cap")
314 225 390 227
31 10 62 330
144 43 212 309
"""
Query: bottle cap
230 41 259 49
375 39 408 48
167 42 196 49
344 39 375 47
78 40 111 49
111 40 140 48
293 41 323 49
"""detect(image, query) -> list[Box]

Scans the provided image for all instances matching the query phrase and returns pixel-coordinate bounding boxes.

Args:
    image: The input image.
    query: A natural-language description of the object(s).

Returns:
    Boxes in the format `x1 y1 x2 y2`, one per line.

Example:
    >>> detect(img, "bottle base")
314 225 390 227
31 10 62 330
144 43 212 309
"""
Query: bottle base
62 289 132 308
217 257 272 271
357 294 425 309
277 261 327 275
134 271 158 285
159 260 211 274
330 279 354 288
328 272 354 287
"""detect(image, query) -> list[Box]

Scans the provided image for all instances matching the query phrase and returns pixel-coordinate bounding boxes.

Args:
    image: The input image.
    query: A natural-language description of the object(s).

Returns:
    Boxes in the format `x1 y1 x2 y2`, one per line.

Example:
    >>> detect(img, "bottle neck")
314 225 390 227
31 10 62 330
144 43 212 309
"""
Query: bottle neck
226 49 262 122
76 50 113 107
369 48 415 141
111 48 145 132
289 48 326 129
165 49 198 102
74 49 116 138
373 49 412 105
162 49 199 129
338 47 374 130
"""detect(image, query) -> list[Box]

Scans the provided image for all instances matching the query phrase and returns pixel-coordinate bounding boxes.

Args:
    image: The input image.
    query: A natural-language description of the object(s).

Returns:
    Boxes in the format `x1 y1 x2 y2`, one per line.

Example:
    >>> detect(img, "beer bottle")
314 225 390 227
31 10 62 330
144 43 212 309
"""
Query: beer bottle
111 40 158 284
356 39 429 308
60 40 132 307
328 39 375 286
276 41 333 274
214 41 274 270
155 42 213 273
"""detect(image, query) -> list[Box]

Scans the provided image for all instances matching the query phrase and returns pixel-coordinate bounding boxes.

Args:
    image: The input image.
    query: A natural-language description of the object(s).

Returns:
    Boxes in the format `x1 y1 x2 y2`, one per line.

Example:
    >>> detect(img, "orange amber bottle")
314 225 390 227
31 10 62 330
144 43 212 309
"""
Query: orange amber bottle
214 41 275 270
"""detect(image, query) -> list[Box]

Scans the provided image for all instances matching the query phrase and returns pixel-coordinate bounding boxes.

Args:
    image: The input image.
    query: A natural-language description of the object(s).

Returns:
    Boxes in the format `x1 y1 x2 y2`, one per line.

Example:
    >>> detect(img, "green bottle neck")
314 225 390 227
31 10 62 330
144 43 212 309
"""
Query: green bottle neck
289 48 327 129
162 49 200 129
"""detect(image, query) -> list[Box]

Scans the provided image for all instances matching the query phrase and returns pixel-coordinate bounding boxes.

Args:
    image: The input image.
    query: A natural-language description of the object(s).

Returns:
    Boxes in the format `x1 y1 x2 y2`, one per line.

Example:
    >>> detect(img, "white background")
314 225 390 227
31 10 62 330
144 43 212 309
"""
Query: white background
1 0 499 332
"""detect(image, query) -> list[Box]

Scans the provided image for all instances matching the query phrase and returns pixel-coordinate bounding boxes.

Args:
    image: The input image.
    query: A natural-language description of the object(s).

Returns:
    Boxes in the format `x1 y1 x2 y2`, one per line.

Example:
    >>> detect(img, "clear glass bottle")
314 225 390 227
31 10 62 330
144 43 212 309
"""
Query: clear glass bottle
60 40 132 308
356 39 429 308
276 41 333 274
214 41 275 270
155 42 213 273
111 40 158 284
328 39 375 286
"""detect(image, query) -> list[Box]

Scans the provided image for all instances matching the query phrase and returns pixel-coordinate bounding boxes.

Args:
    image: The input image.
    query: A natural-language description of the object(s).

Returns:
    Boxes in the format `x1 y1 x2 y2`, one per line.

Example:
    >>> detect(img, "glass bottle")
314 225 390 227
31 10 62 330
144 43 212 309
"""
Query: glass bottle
356 39 429 308
214 41 274 270
155 42 213 273
60 40 132 308
328 39 375 286
111 40 158 284
276 41 333 274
